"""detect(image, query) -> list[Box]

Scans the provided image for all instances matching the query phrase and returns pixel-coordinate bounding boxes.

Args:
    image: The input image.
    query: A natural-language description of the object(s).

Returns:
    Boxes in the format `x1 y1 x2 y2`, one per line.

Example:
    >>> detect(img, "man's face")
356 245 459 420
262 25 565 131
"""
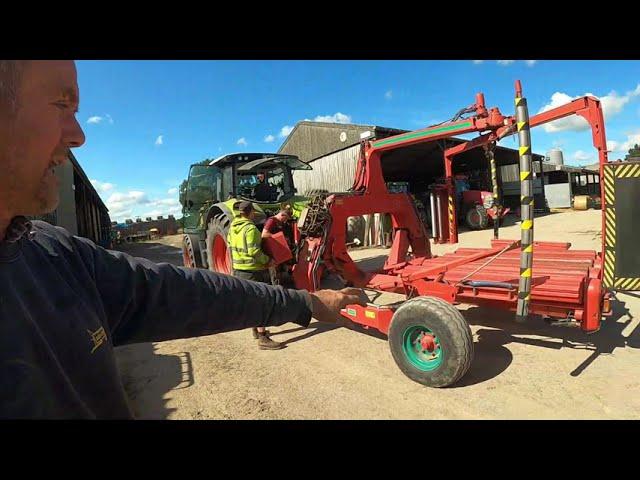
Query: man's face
257 173 265 183
276 211 290 222
0 61 85 217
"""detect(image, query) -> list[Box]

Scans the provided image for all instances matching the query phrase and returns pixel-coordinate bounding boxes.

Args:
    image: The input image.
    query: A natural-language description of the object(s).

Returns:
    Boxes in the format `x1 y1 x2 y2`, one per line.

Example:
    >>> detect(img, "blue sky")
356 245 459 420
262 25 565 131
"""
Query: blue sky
74 60 640 222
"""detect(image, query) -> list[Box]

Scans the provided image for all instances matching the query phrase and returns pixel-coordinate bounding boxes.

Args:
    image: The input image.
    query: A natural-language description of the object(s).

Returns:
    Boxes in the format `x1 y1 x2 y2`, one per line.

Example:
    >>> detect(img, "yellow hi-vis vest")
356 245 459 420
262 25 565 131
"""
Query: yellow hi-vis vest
227 216 270 271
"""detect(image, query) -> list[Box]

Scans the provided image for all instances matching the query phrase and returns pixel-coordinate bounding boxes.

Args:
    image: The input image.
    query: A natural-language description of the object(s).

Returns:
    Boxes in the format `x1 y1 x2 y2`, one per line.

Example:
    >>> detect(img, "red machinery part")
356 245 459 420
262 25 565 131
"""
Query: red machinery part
262 231 293 265
296 85 609 341
340 304 395 335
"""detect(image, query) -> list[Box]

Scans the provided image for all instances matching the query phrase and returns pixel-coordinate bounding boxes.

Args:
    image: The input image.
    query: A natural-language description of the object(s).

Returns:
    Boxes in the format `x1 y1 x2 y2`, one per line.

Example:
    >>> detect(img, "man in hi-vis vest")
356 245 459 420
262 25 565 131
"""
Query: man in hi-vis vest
228 201 283 350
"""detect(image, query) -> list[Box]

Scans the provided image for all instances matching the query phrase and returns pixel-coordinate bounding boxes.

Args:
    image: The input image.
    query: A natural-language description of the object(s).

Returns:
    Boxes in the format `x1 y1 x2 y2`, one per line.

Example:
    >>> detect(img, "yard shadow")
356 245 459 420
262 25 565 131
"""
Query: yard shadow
115 342 194 419
457 295 637 383
112 241 183 266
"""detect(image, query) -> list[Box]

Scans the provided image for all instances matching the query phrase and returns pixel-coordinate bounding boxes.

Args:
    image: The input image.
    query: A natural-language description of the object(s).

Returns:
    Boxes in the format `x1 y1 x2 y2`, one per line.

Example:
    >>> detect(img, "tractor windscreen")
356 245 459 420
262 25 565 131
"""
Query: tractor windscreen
236 165 294 202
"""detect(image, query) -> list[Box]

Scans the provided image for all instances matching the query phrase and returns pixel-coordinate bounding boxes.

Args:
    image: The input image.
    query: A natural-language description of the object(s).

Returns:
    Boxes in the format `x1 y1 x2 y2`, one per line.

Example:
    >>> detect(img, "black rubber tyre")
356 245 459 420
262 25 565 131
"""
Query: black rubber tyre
205 214 233 275
182 234 203 268
465 205 489 230
388 296 473 388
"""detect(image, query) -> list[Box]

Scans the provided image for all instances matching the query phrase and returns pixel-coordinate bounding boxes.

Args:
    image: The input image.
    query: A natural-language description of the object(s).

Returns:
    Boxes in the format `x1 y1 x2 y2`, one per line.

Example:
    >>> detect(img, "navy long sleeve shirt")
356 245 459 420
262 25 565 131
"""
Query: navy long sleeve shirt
0 220 312 419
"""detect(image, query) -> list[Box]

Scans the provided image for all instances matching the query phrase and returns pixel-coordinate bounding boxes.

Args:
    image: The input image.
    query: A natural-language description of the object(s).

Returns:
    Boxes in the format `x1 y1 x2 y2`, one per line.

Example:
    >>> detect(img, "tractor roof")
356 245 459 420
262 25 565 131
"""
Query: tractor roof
208 153 302 168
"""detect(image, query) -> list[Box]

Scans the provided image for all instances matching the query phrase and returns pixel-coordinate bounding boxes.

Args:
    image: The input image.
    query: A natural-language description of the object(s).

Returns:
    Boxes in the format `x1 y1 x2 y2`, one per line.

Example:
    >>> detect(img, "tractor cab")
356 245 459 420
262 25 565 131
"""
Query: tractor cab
209 153 310 204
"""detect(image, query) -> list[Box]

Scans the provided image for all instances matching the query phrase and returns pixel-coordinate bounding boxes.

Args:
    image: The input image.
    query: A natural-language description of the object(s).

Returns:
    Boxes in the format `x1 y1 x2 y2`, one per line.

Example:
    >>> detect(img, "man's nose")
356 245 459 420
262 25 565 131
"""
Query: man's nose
65 114 86 148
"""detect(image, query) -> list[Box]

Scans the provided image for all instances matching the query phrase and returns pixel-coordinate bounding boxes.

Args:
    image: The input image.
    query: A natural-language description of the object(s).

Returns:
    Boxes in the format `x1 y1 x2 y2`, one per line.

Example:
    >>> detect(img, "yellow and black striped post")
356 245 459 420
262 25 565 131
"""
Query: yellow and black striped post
485 145 501 239
515 82 534 323
448 191 455 242
603 164 616 289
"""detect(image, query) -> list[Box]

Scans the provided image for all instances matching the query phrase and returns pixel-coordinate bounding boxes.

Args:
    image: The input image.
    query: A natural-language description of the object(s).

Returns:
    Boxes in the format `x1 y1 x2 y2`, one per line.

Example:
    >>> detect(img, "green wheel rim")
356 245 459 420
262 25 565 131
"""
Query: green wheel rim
402 325 443 371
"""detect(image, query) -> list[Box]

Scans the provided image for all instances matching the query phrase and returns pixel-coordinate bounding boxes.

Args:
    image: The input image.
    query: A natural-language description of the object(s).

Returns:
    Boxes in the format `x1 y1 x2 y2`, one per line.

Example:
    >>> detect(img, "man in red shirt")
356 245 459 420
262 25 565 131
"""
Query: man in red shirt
262 208 292 238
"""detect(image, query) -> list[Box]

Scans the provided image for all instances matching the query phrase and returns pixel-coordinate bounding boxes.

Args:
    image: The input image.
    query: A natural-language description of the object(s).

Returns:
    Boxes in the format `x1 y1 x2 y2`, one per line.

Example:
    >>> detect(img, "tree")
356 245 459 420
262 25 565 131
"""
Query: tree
625 144 640 160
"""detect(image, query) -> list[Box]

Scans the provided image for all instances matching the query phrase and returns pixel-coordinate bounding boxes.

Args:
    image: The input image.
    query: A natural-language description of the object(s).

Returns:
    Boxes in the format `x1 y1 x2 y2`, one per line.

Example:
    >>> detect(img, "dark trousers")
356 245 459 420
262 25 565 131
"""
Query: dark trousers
233 269 271 284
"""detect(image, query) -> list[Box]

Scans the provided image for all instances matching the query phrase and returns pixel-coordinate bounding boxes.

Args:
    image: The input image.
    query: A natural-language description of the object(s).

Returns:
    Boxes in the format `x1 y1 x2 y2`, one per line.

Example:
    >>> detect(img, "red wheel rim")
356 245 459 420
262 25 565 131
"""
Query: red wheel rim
212 234 231 274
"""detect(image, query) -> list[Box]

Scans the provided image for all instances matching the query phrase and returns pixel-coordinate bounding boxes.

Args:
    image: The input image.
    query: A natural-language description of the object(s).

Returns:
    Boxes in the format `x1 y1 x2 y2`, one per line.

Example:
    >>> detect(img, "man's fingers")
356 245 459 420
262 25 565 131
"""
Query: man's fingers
342 294 367 307
340 287 364 296
341 288 369 306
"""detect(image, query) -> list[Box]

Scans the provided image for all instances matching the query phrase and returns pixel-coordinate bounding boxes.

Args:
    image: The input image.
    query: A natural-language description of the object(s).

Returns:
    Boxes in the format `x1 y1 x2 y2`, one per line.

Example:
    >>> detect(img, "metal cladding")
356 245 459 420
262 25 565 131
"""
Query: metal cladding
515 88 534 322
603 162 640 290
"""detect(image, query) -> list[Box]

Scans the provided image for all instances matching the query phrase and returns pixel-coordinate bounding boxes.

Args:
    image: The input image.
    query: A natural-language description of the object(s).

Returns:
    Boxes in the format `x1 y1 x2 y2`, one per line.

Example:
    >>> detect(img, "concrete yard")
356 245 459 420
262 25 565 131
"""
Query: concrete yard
114 209 640 419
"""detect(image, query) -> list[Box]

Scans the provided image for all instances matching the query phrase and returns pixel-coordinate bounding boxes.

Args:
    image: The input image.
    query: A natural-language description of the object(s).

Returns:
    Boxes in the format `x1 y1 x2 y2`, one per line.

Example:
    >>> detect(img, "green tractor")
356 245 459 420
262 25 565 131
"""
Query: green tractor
180 153 312 275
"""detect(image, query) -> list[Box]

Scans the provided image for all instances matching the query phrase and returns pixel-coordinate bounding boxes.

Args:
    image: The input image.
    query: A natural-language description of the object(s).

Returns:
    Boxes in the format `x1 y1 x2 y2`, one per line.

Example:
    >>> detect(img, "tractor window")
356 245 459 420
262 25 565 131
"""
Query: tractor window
187 165 220 205
236 165 293 202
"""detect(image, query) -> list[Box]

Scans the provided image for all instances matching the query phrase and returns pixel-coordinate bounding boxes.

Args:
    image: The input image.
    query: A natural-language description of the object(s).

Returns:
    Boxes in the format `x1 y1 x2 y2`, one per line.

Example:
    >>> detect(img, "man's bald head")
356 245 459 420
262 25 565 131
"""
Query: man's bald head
0 60 27 116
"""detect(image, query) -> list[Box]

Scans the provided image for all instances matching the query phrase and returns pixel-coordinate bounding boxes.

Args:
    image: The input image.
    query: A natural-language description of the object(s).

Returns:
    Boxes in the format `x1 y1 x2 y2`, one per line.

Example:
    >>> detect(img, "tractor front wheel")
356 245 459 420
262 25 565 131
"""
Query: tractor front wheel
388 296 473 388
206 214 233 275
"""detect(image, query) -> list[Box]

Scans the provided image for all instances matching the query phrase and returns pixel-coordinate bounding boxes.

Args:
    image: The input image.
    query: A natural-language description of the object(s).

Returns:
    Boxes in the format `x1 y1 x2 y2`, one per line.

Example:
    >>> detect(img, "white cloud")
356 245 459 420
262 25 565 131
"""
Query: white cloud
497 60 515 66
311 112 352 124
237 137 247 146
155 135 163 146
607 140 620 152
105 191 151 221
87 114 114 125
167 187 178 195
610 130 640 155
277 112 352 140
385 90 393 100
279 125 294 138
107 191 149 204
525 60 537 67
264 134 275 143
90 179 115 193
105 190 186 222
141 197 182 217
573 150 594 162
472 60 484 64
154 198 180 207
538 84 640 133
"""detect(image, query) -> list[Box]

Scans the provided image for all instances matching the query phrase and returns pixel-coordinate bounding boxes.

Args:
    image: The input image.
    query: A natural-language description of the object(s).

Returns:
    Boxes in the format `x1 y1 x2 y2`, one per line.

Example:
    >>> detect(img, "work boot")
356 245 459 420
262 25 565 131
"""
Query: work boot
257 332 284 350
252 328 271 339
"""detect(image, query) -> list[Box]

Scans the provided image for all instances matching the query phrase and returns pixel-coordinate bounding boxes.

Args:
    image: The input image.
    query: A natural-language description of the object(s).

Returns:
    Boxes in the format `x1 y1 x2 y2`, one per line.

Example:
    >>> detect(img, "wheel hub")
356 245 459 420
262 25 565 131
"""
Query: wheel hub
419 333 436 352
403 326 443 371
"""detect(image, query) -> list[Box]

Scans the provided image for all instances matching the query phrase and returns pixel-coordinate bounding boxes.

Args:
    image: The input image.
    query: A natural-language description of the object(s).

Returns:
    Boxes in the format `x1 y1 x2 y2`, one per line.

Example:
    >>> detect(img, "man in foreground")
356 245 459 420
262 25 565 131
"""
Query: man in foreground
0 60 365 419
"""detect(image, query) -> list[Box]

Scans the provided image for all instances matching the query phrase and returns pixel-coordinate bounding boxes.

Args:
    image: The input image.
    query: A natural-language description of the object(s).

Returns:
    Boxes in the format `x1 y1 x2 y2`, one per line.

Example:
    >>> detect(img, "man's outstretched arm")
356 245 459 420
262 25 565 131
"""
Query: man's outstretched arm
64 228 364 346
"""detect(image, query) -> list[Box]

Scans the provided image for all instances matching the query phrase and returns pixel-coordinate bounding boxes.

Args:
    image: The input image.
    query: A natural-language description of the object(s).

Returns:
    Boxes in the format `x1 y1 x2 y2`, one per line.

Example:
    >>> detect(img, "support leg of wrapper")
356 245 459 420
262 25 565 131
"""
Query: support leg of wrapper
514 82 535 323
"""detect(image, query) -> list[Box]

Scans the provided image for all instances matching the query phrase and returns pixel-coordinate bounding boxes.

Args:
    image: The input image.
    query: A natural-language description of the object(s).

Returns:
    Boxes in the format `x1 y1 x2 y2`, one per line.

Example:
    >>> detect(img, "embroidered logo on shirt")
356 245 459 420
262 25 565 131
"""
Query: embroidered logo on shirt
88 327 107 353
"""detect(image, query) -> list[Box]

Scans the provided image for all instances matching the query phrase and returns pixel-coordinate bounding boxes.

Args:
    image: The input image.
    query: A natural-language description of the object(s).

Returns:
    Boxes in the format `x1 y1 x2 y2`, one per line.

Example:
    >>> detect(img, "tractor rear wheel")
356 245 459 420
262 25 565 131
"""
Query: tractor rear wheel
465 205 489 230
388 296 473 388
206 214 233 275
182 234 203 268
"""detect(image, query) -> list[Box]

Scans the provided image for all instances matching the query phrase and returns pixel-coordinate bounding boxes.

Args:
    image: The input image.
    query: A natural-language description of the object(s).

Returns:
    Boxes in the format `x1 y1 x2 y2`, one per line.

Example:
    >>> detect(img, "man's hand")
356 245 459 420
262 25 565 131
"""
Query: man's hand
308 288 368 325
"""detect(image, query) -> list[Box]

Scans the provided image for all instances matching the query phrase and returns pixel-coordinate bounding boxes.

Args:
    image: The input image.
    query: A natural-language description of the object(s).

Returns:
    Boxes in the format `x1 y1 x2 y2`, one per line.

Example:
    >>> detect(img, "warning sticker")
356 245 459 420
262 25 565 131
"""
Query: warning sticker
365 310 376 319
347 308 356 316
